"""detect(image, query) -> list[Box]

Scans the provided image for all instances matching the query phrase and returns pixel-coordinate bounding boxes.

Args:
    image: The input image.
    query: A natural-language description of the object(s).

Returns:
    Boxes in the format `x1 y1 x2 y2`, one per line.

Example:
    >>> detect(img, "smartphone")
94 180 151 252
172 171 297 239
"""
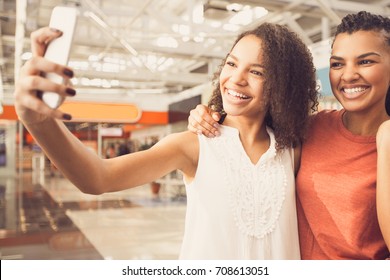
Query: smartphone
42 6 78 109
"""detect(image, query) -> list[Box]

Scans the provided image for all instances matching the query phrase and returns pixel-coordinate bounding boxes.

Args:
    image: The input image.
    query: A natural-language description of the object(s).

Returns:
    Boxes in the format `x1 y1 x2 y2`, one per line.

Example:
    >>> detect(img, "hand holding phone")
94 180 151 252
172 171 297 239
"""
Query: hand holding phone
42 6 78 109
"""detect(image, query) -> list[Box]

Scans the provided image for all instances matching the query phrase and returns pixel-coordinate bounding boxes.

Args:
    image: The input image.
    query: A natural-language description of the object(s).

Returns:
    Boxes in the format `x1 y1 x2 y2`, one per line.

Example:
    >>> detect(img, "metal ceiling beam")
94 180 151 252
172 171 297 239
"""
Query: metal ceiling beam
283 12 313 45
76 68 210 86
242 0 308 31
329 0 390 14
314 0 341 24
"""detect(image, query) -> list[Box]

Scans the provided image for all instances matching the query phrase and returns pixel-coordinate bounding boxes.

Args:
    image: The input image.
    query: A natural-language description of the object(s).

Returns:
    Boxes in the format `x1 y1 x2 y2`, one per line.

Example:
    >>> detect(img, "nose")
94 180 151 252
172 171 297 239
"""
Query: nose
341 64 359 82
230 68 248 86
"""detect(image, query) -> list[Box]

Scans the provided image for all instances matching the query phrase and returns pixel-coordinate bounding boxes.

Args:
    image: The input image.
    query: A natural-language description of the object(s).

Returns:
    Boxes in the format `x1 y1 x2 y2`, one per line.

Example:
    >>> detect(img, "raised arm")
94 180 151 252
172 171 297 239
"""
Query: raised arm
376 119 390 249
187 104 221 137
14 27 197 194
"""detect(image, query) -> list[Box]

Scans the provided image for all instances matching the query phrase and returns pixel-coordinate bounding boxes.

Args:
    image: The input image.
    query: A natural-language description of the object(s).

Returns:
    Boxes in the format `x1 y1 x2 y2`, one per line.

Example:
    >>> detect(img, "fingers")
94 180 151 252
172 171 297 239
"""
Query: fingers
22 56 74 79
20 56 75 98
16 91 72 121
20 57 75 99
212 112 221 122
14 27 75 125
188 104 221 138
30 27 63 57
20 75 76 99
15 59 76 123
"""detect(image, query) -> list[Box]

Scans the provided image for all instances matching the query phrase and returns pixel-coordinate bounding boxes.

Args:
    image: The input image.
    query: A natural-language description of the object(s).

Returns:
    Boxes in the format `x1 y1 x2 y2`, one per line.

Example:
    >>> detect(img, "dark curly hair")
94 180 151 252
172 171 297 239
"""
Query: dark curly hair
334 11 390 115
208 23 318 149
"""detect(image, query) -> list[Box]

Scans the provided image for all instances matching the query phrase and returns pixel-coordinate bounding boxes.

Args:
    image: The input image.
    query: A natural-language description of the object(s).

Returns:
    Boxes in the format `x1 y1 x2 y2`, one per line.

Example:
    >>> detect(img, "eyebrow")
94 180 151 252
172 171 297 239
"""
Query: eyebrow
228 53 265 68
330 52 381 60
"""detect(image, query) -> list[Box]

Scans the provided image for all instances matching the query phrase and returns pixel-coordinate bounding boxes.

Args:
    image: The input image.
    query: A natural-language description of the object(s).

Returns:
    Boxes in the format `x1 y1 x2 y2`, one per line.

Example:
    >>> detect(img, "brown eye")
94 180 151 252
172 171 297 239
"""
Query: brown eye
250 70 262 76
359 59 373 65
226 61 236 67
330 62 342 68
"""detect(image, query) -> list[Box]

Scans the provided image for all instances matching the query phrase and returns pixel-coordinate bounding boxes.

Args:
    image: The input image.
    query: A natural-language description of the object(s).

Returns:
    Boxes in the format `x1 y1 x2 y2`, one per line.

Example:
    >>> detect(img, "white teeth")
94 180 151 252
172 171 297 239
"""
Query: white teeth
343 87 367 94
227 89 249 99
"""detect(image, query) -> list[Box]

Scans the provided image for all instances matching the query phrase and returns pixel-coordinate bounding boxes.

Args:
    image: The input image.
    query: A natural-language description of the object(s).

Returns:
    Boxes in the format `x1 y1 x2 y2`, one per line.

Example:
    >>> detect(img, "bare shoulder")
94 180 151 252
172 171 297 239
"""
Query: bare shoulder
377 120 390 144
157 131 198 147
154 131 199 160
154 131 199 176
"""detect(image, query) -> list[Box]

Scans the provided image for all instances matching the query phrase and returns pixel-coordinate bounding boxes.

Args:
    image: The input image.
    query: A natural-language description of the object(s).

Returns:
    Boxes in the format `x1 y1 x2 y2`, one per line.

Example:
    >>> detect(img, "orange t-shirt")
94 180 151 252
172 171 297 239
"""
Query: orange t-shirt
296 110 389 259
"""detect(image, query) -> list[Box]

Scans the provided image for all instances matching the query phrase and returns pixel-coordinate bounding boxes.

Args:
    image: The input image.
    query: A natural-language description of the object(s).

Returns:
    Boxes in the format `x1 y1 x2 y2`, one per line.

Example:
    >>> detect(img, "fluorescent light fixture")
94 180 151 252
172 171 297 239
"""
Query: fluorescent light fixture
223 23 240 32
172 24 190 36
226 3 243 12
156 36 179 48
209 20 222 28
253 7 268 18
229 10 252 25
193 1 204 24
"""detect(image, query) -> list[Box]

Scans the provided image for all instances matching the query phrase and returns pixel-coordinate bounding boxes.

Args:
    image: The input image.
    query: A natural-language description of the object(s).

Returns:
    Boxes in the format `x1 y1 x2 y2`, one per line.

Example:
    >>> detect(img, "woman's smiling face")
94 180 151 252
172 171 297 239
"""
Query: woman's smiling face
329 30 390 115
219 35 267 119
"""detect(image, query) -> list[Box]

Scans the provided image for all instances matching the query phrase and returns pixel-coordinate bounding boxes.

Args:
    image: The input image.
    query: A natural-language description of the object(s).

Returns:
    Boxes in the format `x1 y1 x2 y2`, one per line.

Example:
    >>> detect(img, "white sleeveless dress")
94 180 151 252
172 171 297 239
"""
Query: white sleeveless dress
179 125 300 259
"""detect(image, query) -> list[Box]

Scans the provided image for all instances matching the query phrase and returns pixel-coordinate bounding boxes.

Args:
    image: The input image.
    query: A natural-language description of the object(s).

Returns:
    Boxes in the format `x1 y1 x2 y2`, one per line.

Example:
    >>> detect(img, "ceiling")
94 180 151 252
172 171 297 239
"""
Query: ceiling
1 0 390 111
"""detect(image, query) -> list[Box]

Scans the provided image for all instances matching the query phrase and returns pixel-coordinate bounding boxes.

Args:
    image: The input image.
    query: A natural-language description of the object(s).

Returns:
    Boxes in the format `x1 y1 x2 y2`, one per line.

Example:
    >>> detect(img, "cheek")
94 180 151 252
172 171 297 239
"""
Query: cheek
374 66 390 84
329 70 339 89
365 67 390 93
251 79 265 97
219 69 229 87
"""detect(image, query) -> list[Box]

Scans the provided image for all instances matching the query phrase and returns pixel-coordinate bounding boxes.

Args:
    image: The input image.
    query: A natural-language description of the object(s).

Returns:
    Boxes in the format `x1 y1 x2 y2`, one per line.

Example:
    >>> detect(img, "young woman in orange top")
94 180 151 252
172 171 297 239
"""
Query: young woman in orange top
188 11 390 259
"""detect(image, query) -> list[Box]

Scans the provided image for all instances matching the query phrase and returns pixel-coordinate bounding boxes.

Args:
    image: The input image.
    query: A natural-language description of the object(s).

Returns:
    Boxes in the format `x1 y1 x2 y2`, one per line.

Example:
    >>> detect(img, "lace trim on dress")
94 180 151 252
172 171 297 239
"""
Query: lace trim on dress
213 128 287 239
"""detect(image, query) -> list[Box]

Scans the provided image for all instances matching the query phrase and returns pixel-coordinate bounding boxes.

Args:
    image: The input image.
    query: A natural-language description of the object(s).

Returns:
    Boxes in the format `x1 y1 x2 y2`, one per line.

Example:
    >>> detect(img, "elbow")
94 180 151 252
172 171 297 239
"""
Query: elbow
77 180 107 195
81 188 104 195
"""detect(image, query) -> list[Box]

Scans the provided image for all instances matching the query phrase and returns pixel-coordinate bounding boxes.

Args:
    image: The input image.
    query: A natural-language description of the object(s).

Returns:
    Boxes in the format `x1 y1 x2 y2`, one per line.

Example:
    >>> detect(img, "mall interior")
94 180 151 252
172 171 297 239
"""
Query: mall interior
0 0 388 260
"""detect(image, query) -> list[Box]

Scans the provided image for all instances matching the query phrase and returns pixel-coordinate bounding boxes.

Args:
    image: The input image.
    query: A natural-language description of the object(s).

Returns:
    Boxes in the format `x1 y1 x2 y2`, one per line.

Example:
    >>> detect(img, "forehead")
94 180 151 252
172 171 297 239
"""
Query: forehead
231 35 264 61
332 30 389 56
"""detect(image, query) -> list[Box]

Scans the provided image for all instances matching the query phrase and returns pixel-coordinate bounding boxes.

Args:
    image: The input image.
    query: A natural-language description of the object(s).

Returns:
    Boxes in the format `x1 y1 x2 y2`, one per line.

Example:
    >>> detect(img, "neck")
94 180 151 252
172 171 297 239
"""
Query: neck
342 110 390 136
223 115 270 165
223 116 268 143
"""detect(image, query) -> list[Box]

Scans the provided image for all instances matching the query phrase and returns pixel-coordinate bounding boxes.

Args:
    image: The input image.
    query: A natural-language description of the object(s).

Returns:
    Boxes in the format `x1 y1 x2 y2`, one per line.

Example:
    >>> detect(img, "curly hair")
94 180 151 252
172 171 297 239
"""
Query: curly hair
334 11 390 115
208 23 318 149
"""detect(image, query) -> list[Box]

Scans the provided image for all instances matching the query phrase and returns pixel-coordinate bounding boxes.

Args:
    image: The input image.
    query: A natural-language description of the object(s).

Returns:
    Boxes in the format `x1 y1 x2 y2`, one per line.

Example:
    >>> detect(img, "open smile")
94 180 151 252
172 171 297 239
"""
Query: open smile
341 86 369 99
227 89 250 100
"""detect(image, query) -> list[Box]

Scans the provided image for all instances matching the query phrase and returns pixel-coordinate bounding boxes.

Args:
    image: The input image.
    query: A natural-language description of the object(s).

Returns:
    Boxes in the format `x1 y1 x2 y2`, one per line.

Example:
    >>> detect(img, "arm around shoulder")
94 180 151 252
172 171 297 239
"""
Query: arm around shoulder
376 120 390 250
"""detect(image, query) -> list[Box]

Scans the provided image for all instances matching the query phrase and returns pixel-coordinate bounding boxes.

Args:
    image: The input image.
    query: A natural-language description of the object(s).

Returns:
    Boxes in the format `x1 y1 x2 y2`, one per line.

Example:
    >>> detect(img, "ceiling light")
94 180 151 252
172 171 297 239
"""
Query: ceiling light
172 24 191 36
156 36 179 48
223 23 240 32
229 10 253 25
226 3 243 12
253 7 268 18
192 1 204 24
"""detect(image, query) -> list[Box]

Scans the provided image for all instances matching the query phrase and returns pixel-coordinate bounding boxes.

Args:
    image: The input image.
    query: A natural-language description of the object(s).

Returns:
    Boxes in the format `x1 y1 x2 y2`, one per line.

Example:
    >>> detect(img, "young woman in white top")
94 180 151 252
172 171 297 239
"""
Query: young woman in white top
14 23 318 259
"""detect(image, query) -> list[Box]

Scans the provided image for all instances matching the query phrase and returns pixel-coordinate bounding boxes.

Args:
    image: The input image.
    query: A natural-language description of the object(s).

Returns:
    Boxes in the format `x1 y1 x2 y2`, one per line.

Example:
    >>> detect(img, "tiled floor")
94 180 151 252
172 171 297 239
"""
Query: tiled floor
0 170 186 260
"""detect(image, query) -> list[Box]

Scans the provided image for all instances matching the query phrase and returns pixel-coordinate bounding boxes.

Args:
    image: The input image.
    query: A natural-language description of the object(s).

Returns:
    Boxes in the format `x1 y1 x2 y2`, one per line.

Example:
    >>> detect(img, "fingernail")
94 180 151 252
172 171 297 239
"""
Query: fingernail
213 123 220 128
66 88 76 96
63 68 74 78
36 90 43 99
197 130 202 135
62 113 72 120
214 131 221 137
50 28 62 34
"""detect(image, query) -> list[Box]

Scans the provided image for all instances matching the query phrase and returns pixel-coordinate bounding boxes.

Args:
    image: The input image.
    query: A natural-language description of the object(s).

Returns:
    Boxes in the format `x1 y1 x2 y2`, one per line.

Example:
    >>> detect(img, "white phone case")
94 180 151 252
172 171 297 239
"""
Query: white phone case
42 6 78 109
